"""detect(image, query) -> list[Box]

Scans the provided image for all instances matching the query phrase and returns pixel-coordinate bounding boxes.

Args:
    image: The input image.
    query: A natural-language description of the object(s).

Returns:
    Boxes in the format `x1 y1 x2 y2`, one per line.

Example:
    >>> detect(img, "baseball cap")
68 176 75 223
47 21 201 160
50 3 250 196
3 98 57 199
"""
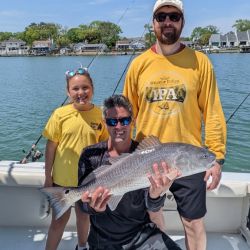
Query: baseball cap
153 0 184 14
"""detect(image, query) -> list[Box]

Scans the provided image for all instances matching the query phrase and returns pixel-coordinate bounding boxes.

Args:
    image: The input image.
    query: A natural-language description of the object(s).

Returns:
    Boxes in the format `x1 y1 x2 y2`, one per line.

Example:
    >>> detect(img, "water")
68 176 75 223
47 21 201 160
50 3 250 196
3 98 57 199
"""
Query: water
0 53 249 173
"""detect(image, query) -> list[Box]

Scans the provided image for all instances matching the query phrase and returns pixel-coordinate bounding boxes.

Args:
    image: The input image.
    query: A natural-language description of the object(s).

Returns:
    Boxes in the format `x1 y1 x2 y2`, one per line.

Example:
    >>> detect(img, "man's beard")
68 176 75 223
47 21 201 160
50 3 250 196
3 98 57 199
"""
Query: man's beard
155 25 182 45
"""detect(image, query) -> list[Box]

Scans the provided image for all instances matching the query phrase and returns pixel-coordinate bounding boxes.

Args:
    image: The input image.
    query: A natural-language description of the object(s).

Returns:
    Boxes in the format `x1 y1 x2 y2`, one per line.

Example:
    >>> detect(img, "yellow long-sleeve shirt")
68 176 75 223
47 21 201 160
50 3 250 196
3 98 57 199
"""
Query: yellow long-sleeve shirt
123 46 227 160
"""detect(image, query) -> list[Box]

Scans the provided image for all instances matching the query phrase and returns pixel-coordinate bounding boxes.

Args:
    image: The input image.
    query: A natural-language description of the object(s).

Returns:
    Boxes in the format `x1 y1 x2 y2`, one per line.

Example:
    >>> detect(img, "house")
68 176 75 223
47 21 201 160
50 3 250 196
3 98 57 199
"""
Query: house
82 43 107 52
32 40 54 55
226 32 238 47
209 30 250 47
209 34 227 47
115 39 130 51
73 43 85 52
72 43 107 53
115 38 146 51
236 31 249 46
0 39 29 55
130 39 146 50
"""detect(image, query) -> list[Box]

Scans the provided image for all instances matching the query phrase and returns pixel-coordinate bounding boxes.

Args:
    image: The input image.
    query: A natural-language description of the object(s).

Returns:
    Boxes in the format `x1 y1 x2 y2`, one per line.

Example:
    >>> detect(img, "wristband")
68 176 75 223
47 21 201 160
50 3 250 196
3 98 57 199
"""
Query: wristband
145 189 166 212
216 159 225 166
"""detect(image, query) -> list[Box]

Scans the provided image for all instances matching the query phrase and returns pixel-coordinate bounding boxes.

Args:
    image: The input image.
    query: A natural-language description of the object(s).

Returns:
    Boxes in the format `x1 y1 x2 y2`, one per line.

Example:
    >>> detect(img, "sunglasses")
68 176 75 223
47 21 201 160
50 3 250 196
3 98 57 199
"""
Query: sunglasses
65 67 88 79
105 116 132 127
154 12 183 23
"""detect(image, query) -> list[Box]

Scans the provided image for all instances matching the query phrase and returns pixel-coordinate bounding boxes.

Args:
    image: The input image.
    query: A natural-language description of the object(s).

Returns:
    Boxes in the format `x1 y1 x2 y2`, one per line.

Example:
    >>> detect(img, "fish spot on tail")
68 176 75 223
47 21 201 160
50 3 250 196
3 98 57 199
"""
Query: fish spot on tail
40 187 73 220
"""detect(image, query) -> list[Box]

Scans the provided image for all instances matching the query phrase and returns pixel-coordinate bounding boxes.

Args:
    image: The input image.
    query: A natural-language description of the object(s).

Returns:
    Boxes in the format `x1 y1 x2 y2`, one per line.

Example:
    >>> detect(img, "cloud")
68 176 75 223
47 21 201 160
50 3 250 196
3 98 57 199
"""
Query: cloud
0 10 25 17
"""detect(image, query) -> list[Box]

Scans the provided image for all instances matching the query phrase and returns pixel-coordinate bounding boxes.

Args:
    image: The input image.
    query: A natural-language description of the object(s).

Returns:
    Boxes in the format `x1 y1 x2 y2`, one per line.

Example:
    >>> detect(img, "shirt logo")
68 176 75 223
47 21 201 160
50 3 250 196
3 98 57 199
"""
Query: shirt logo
91 122 102 131
143 72 187 117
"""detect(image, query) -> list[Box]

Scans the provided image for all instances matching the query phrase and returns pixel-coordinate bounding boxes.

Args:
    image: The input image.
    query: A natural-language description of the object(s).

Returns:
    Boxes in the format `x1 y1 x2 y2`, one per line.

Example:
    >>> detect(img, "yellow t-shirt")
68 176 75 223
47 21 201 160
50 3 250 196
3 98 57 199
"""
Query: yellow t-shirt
123 46 227 160
43 104 108 186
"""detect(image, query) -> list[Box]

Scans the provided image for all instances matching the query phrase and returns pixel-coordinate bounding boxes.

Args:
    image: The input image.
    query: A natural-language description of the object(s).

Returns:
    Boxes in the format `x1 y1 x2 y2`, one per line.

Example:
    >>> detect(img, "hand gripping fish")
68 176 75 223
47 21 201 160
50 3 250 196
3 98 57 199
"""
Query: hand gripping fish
41 136 215 219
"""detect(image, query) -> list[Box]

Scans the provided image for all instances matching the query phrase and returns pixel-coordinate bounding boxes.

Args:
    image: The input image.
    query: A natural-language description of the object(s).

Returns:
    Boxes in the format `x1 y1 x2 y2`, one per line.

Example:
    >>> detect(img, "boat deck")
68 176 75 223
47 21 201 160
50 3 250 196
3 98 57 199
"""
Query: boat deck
0 227 249 250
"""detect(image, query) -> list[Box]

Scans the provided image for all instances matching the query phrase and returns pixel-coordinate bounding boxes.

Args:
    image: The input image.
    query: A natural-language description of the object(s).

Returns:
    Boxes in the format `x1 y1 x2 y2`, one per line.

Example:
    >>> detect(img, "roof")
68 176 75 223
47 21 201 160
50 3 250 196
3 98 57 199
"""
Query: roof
237 31 248 41
226 32 237 42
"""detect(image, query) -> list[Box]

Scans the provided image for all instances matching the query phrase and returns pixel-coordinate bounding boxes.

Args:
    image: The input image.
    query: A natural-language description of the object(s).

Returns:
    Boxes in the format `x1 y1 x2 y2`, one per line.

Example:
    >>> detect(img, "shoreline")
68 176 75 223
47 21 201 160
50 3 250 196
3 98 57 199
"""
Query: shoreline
0 51 143 57
0 48 249 57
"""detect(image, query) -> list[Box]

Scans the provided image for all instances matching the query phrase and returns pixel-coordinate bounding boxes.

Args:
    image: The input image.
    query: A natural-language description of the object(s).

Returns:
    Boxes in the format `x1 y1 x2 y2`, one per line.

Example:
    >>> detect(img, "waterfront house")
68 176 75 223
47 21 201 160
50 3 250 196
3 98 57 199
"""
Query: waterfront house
226 32 238 47
115 39 130 51
73 43 85 52
236 31 250 46
73 42 107 53
31 40 54 55
115 38 145 51
0 39 29 56
209 34 227 47
209 30 250 48
82 43 107 52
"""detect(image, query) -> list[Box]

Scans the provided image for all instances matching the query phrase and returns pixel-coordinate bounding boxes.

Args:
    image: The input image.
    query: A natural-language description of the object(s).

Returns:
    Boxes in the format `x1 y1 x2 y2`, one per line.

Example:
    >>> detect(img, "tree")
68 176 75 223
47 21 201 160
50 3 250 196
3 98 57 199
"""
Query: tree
205 25 219 34
232 19 250 31
144 24 155 48
22 22 61 45
66 27 85 43
0 32 13 41
191 25 219 46
56 35 71 48
89 21 122 48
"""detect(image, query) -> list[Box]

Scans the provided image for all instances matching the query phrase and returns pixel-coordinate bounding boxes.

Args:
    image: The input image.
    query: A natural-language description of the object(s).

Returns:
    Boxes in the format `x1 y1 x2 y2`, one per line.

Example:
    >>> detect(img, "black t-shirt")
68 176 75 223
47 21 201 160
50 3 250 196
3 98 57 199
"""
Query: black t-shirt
78 140 151 247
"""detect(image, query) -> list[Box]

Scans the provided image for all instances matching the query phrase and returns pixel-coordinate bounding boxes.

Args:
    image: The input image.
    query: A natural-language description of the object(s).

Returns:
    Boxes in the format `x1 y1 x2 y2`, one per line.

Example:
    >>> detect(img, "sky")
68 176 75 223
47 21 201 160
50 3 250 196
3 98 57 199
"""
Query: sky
0 0 249 38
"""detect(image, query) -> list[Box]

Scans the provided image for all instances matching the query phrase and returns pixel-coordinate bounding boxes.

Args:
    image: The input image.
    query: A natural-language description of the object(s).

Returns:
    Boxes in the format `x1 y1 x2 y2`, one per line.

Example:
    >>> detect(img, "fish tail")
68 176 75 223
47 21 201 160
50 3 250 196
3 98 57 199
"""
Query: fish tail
40 187 74 220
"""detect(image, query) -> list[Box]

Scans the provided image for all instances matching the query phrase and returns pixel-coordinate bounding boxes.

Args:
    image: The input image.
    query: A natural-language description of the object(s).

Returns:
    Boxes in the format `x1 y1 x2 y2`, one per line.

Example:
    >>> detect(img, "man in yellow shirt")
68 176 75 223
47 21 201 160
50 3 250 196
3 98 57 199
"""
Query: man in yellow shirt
123 0 227 249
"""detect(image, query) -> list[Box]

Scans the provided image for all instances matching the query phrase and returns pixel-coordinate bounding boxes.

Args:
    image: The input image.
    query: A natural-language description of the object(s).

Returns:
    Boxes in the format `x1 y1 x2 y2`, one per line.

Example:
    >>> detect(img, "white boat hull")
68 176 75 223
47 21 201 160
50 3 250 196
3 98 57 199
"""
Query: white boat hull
0 161 249 249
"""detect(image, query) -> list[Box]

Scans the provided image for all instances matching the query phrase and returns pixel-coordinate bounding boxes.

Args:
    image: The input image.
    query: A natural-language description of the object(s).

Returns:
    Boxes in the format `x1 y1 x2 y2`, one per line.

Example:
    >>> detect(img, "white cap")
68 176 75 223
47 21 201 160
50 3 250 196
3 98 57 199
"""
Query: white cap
153 0 184 14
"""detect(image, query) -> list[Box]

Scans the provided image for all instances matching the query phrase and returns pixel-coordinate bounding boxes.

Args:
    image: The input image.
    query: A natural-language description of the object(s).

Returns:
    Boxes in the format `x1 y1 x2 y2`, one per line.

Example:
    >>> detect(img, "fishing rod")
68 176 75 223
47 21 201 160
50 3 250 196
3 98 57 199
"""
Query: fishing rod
226 92 250 124
112 6 154 95
20 0 137 164
20 95 70 164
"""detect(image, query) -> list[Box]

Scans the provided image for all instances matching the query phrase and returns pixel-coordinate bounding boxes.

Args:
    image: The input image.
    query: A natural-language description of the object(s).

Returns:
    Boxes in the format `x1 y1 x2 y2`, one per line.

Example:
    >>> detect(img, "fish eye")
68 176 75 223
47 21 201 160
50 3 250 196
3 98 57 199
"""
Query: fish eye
202 154 208 159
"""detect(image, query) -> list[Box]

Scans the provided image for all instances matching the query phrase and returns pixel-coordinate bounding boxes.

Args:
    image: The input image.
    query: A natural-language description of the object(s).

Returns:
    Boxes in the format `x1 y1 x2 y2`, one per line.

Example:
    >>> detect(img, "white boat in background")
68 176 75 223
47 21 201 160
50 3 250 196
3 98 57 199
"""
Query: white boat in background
0 160 249 250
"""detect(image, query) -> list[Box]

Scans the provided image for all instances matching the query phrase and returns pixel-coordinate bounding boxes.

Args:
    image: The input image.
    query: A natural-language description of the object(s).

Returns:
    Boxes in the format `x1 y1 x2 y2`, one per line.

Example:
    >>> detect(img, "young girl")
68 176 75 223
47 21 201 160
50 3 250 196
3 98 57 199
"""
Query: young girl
43 67 108 250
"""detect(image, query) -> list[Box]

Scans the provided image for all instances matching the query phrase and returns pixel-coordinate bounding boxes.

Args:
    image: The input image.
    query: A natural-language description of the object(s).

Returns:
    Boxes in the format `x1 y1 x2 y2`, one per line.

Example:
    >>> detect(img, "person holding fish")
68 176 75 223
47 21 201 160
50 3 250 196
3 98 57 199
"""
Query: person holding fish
42 67 108 250
77 94 183 249
123 0 227 250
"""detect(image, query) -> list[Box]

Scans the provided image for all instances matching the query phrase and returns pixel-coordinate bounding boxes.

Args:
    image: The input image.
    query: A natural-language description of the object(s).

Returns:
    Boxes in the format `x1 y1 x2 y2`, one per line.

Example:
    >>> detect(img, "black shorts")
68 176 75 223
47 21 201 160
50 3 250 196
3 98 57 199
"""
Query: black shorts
169 172 207 220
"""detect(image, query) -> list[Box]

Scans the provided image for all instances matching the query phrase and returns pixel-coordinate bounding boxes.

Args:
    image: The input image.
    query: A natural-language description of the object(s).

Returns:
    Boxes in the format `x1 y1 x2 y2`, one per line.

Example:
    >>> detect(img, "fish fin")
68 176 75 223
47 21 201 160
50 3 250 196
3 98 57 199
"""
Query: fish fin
136 135 161 151
108 153 130 164
40 187 74 220
108 195 123 211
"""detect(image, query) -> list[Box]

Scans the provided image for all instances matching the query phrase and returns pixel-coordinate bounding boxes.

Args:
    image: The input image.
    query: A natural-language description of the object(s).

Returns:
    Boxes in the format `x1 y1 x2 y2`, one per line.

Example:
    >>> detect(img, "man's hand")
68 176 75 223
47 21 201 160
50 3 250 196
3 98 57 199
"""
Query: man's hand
148 162 181 199
81 186 111 212
204 161 222 190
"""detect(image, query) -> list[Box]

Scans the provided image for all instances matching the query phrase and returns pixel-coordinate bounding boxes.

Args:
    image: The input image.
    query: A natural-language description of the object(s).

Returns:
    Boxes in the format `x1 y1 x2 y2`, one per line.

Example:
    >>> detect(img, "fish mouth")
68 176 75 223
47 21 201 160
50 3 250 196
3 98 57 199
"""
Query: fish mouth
209 160 216 168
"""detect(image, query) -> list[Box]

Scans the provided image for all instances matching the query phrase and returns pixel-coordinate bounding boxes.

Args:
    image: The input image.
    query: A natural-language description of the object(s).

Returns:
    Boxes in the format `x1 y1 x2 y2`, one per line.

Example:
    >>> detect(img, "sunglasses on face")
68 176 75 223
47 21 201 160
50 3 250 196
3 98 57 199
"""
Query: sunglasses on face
65 67 88 79
154 12 183 23
105 116 132 127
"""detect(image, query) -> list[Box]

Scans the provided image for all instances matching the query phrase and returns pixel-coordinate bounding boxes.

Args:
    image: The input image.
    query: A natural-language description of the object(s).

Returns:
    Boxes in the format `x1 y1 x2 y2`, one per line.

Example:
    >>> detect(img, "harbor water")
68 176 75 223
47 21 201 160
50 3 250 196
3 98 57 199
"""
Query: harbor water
0 53 249 173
